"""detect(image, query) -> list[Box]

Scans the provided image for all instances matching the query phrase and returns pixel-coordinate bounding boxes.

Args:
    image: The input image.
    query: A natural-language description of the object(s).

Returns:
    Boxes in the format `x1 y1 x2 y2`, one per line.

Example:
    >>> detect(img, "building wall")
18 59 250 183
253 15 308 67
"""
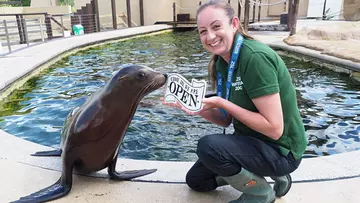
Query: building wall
0 6 71 21
90 0 181 27
68 0 352 27
143 0 181 25
267 0 309 18
31 0 59 7
298 0 309 18
75 0 91 10
174 0 310 21
178 0 200 20
0 6 71 16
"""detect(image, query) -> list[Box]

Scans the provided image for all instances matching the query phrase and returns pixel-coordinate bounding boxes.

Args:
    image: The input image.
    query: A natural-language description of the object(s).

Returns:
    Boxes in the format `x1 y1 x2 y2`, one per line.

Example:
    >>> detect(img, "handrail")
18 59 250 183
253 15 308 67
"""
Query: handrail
122 13 138 27
50 16 69 31
0 13 47 17
51 14 96 17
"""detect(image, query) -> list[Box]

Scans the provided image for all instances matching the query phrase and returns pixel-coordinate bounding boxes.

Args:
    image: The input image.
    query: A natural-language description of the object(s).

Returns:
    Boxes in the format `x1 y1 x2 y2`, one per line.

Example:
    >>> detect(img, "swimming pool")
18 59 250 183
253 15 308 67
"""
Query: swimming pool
0 31 359 161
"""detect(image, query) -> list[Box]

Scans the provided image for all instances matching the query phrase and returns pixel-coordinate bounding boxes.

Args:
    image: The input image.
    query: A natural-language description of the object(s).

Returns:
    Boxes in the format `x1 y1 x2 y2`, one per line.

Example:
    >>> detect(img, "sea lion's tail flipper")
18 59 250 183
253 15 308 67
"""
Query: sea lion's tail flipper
109 169 157 180
31 149 62 157
10 178 70 203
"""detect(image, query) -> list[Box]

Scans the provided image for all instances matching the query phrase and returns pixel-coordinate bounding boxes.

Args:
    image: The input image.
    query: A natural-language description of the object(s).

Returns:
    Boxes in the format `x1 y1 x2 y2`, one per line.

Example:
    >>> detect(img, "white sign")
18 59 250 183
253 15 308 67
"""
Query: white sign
164 73 207 112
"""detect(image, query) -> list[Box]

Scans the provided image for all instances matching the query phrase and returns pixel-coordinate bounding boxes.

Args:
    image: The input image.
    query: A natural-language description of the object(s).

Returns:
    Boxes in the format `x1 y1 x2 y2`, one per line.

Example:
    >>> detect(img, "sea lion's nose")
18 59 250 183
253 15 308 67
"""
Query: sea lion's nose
164 74 168 80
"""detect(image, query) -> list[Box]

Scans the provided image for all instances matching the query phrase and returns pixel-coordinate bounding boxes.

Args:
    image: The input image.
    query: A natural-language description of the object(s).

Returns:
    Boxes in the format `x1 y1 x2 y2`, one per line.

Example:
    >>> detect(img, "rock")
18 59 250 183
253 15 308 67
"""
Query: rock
343 0 360 21
350 72 360 86
283 21 360 63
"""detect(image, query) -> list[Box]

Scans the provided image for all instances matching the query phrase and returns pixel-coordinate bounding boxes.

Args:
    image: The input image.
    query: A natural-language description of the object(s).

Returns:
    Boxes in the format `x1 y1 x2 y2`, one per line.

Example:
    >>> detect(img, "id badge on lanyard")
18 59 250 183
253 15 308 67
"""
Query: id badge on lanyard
216 34 243 133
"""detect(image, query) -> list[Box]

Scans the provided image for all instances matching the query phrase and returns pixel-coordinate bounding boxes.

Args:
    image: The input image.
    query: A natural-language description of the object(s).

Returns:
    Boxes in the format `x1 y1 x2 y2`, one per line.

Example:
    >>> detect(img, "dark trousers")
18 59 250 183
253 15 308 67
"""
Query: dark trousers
186 134 301 192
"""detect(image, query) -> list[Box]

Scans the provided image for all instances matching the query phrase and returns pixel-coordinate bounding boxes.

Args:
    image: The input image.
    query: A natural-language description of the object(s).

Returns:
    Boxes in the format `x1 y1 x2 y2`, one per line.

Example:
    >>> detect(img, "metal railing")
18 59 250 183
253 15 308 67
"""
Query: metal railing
0 13 98 55
0 18 45 52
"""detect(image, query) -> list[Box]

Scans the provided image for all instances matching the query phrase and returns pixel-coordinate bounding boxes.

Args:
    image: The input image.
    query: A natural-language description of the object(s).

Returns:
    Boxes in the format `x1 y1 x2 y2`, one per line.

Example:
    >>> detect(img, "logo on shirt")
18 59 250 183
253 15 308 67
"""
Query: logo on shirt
232 76 243 91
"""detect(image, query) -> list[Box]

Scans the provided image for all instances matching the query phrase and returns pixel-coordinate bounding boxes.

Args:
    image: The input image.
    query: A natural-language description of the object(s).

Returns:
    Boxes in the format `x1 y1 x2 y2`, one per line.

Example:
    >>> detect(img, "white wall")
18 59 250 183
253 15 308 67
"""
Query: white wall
0 6 71 20
31 0 59 7
75 0 91 10
307 0 343 19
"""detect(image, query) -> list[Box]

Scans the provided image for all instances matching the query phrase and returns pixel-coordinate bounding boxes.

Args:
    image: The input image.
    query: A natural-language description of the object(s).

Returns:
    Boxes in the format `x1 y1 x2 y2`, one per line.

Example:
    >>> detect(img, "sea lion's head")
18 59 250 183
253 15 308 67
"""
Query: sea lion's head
106 64 167 99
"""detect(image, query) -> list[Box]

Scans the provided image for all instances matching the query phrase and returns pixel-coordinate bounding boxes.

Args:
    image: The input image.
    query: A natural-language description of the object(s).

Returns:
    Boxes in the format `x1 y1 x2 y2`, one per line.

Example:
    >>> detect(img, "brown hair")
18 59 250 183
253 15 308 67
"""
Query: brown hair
196 0 254 90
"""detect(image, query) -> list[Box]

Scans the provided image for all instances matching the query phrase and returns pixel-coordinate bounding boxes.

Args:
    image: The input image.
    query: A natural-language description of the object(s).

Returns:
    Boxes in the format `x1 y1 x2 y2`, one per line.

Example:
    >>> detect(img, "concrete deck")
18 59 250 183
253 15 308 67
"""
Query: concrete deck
1 23 360 203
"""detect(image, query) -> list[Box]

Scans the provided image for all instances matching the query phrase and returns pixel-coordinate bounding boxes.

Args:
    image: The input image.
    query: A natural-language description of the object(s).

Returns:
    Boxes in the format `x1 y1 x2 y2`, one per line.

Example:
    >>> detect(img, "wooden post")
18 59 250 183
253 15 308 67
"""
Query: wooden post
44 14 53 40
228 0 230 3
287 0 293 31
111 0 117 29
126 0 132 27
258 0 261 22
238 0 241 20
290 0 299 36
173 2 176 28
60 16 64 36
199 1 202 6
22 18 29 46
139 0 144 26
16 14 25 44
252 0 256 23
322 0 327 20
94 0 100 31
244 0 250 31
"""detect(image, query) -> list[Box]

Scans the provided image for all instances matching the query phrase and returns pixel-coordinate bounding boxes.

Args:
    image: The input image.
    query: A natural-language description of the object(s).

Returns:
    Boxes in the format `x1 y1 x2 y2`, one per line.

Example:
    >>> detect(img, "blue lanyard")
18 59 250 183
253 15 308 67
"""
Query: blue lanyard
216 34 243 118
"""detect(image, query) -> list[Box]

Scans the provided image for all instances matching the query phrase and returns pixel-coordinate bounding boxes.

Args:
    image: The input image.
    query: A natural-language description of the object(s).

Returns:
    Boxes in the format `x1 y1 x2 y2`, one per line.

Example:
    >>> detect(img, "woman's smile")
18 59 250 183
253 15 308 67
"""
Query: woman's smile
209 40 221 47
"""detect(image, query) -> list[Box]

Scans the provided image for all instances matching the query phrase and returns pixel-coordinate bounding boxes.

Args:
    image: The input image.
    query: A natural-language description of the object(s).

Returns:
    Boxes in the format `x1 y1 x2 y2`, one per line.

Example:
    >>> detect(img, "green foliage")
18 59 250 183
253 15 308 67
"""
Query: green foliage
59 0 74 7
22 0 30 6
323 8 336 20
0 0 30 7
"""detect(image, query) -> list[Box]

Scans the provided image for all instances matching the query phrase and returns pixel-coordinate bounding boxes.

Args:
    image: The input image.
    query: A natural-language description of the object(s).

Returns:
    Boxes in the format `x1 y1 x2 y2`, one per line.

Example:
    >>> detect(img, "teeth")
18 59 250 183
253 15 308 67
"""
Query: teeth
210 41 220 47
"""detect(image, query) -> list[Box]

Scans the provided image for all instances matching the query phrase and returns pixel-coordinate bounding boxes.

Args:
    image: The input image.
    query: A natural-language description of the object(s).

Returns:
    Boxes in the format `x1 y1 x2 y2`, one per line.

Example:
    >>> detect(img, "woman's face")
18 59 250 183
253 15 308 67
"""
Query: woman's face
197 6 238 61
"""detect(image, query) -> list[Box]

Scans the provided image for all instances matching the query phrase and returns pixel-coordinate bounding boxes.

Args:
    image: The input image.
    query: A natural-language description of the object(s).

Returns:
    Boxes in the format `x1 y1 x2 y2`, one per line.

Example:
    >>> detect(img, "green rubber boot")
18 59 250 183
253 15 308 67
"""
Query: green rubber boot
271 174 292 197
222 169 276 203
215 176 228 187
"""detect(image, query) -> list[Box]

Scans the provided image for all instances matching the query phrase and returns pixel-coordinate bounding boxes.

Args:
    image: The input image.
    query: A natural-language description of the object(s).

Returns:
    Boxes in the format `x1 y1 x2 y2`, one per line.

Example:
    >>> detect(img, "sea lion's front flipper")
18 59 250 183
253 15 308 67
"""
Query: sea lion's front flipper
108 156 157 180
31 149 62 157
10 178 69 203
109 169 157 180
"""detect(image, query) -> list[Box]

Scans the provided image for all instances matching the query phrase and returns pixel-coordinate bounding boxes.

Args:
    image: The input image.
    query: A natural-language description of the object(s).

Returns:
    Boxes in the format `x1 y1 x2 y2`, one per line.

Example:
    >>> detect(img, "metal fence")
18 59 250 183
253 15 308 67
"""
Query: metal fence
0 18 45 52
0 13 98 55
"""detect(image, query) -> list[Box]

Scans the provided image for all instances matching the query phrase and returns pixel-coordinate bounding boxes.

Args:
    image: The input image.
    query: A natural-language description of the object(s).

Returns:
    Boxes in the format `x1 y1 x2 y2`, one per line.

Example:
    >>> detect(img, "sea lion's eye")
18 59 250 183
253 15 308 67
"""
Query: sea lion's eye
137 72 146 80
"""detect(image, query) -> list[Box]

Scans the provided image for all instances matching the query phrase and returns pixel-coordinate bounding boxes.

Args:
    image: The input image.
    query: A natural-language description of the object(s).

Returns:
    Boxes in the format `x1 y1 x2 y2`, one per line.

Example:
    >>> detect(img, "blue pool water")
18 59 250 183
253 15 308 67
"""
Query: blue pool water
0 31 359 161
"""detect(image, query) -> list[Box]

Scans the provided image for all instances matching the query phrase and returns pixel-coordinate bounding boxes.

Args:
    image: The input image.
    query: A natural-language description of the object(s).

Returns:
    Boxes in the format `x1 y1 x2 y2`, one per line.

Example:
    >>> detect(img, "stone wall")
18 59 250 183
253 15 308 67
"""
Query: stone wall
284 21 360 63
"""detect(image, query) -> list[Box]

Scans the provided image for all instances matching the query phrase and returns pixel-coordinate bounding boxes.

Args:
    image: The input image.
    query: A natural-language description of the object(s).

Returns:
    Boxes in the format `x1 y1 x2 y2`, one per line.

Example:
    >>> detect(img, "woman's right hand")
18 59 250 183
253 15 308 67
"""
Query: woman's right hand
160 97 195 115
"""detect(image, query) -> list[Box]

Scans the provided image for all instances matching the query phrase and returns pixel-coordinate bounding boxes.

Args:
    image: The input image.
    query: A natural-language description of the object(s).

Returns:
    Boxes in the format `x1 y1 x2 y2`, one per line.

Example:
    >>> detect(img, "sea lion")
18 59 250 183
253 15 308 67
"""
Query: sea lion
12 64 167 203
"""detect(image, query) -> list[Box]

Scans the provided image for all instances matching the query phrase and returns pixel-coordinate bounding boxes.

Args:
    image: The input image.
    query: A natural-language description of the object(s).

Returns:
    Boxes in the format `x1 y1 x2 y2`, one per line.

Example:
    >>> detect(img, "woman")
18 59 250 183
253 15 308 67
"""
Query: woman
162 1 307 202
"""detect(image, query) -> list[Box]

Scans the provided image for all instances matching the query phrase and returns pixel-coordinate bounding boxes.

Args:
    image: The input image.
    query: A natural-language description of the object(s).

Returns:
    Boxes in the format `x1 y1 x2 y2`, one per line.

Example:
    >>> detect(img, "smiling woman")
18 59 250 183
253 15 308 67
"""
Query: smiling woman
162 1 308 202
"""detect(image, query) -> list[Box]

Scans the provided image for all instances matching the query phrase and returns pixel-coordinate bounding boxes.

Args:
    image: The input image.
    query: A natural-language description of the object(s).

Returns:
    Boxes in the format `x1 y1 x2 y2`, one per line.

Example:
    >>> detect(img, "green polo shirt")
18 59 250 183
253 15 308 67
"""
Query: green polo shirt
215 38 307 160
